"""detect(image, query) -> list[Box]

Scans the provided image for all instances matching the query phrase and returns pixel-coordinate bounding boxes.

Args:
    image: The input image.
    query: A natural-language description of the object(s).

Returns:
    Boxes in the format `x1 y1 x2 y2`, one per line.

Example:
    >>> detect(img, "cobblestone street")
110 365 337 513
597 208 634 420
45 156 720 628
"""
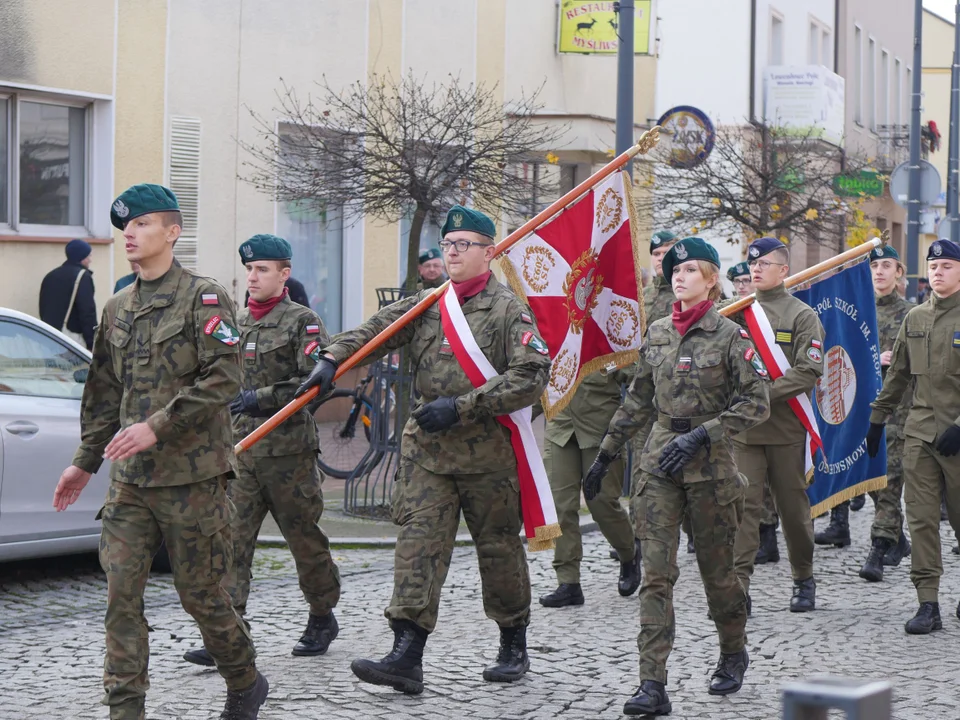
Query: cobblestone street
1 507 959 720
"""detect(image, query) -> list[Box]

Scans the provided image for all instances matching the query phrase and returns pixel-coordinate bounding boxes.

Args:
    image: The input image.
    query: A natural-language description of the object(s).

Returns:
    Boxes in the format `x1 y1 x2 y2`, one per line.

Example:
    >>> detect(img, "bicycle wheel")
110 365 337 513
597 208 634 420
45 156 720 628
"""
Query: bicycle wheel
313 388 379 479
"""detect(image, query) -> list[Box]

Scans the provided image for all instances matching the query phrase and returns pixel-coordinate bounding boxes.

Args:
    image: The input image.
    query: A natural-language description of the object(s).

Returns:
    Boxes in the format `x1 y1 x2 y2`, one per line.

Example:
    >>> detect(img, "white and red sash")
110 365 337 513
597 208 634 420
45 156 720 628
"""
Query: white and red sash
743 302 824 480
438 287 561 551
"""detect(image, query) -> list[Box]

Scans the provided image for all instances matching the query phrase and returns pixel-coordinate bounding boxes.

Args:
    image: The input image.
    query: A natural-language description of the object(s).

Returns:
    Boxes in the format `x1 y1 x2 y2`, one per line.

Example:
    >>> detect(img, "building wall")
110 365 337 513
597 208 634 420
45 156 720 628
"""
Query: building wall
922 9 953 216
0 0 166 320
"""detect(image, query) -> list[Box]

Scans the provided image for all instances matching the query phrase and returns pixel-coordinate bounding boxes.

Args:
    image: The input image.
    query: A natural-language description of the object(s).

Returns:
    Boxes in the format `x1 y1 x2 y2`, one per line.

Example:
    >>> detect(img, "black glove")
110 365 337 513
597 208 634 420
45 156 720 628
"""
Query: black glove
935 424 960 457
229 389 262 417
865 422 885 458
295 355 337 398
583 450 616 502
412 396 460 433
658 425 711 476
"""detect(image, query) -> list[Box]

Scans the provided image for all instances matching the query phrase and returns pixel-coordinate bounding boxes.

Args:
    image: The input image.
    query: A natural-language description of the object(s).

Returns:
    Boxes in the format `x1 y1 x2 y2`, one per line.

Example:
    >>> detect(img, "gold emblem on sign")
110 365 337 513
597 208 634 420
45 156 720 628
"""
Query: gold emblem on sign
549 348 577 396
595 187 624 234
605 299 640 349
522 246 556 294
562 249 604 334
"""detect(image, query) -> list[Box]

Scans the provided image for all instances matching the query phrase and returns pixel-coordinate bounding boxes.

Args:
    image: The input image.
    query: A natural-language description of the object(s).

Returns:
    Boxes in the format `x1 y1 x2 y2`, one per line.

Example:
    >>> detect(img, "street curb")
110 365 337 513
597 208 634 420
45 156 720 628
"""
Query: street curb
258 514 600 550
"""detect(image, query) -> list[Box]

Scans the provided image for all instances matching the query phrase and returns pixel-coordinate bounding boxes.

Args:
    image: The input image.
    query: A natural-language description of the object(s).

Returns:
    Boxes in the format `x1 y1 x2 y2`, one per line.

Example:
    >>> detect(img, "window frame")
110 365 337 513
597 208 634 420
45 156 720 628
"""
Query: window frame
894 57 902 126
0 90 93 237
867 36 877 132
769 10 785 66
854 25 863 126
880 49 890 128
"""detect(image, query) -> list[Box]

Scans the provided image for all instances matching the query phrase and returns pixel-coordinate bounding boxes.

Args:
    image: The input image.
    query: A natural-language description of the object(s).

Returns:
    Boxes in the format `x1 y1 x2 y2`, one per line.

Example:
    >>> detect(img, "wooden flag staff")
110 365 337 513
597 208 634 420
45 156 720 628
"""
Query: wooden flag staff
235 127 663 454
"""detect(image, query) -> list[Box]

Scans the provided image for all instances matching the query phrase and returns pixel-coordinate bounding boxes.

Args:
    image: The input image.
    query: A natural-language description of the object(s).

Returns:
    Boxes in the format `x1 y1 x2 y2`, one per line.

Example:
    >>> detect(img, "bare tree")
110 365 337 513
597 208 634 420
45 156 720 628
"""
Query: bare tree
634 122 878 254
240 73 563 289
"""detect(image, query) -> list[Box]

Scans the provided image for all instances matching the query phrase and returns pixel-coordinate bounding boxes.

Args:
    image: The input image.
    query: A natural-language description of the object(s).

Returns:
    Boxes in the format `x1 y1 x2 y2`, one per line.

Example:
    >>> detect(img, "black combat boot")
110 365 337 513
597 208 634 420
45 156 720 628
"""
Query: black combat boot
858 538 893 582
789 577 816 612
850 494 866 511
483 625 530 682
904 602 942 635
623 680 672 716
618 539 642 597
351 620 428 694
183 647 215 666
219 671 269 720
539 583 585 608
814 504 850 547
755 524 780 564
882 530 911 567
708 648 749 695
292 611 339 656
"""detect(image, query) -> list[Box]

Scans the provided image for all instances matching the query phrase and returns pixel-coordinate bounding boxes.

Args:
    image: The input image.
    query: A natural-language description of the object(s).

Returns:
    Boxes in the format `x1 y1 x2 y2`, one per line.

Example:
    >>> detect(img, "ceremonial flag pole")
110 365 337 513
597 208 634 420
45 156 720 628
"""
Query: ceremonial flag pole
719 237 883 318
236 127 663 454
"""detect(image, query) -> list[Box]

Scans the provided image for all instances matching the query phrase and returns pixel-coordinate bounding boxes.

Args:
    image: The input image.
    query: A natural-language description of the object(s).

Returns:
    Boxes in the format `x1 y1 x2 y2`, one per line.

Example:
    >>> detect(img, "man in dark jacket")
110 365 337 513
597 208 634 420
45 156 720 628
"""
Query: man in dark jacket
244 277 309 308
39 239 98 349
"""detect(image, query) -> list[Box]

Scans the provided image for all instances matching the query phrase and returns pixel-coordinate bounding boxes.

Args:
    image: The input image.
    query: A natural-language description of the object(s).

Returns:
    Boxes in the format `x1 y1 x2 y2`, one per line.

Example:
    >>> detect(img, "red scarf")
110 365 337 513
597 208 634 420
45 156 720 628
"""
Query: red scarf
672 299 713 336
451 271 492 305
248 287 288 320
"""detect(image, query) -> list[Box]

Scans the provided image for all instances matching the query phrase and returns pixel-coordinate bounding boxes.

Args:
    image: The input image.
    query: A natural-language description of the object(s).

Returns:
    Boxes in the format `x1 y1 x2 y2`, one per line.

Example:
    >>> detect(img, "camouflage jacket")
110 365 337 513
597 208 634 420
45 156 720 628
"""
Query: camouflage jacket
234 296 329 457
730 285 824 445
644 274 676 328
545 370 627 450
72 260 240 486
323 274 551 474
875 291 914 431
600 306 770 482
871 290 960 441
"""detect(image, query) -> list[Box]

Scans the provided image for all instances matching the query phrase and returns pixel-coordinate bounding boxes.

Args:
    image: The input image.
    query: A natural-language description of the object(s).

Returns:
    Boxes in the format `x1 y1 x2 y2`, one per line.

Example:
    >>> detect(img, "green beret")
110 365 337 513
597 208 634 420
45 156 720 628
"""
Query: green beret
650 229 678 253
441 205 496 240
110 183 179 229
239 234 292 263
870 245 900 263
726 261 751 281
419 248 442 263
662 237 720 280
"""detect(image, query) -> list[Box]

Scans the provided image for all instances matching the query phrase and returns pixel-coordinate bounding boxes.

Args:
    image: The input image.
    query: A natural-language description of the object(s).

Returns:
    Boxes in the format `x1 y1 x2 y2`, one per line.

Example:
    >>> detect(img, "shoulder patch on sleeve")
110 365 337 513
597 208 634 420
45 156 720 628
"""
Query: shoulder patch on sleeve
305 324 321 335
204 316 240 345
954 331 960 348
304 340 321 361
521 331 549 356
774 329 792 344
744 347 768 377
520 312 533 324
739 327 749 339
807 346 823 363
201 293 220 306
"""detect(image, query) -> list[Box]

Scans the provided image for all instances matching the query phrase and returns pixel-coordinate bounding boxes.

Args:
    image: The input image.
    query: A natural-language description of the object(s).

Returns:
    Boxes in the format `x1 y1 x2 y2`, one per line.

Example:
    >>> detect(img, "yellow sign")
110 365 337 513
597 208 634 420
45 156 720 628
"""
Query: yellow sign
558 1 651 55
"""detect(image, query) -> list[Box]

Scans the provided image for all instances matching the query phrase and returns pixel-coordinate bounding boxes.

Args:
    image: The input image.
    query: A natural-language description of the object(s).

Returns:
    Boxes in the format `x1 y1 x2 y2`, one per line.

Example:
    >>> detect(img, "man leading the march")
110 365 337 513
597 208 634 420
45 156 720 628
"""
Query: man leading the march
297 205 551 693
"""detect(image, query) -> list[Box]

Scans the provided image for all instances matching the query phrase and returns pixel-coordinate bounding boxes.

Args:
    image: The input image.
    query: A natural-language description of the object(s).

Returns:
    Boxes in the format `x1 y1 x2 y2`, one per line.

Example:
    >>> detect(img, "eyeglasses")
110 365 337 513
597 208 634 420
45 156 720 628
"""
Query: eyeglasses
732 278 753 287
748 259 786 271
439 239 492 253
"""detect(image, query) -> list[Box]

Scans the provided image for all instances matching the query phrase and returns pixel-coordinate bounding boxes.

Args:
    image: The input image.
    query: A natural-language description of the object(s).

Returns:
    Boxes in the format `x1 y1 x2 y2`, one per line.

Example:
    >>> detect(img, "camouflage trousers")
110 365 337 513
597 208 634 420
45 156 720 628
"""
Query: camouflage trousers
633 471 747 684
868 429 905 543
902 436 960 604
98 477 257 720
387 459 531 633
733 440 815 595
545 439 636 584
761 479 779 527
229 451 341 617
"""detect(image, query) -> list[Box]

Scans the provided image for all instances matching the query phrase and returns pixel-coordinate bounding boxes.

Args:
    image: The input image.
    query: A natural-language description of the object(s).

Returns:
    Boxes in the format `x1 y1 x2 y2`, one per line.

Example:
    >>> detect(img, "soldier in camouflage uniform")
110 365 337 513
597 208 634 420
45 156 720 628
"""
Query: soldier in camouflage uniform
730 238 824 615
867 239 960 635
417 247 446 289
52 184 267 720
183 234 341 667
298 205 550 693
539 369 642 609
584 238 770 716
728 262 780 565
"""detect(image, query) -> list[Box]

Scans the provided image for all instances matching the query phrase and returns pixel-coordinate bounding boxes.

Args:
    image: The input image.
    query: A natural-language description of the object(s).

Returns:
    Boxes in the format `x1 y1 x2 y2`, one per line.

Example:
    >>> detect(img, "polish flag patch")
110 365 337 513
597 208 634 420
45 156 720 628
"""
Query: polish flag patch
305 324 321 335
201 293 219 306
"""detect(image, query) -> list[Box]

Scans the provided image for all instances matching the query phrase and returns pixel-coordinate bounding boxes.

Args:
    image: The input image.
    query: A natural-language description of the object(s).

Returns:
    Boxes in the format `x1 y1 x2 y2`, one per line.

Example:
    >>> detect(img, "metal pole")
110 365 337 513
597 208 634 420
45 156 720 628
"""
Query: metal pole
906 0 923 296
950 2 960 242
615 0 635 176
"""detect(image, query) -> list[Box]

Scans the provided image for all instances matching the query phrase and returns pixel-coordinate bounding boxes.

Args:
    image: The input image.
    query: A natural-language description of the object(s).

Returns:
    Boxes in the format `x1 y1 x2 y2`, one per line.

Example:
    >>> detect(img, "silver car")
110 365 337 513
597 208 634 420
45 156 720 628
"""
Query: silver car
0 308 110 562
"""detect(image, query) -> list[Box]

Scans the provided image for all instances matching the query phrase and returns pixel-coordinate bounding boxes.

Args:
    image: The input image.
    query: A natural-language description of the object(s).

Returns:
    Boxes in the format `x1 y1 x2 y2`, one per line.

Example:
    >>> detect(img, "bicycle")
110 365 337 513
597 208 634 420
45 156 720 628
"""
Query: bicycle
311 354 398 479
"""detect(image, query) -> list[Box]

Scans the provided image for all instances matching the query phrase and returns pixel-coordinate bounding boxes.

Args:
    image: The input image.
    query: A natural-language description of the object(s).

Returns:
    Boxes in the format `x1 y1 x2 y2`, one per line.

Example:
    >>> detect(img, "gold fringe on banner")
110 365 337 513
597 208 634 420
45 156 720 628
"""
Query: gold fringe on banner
527 522 563 552
809 475 888 518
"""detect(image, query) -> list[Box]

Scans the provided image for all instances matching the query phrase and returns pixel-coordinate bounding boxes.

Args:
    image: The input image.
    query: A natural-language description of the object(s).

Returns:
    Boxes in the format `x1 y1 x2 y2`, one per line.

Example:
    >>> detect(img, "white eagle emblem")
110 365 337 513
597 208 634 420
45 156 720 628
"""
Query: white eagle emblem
242 244 254 259
933 242 943 257
574 268 597 311
675 243 689 260
749 247 760 258
113 200 129 218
